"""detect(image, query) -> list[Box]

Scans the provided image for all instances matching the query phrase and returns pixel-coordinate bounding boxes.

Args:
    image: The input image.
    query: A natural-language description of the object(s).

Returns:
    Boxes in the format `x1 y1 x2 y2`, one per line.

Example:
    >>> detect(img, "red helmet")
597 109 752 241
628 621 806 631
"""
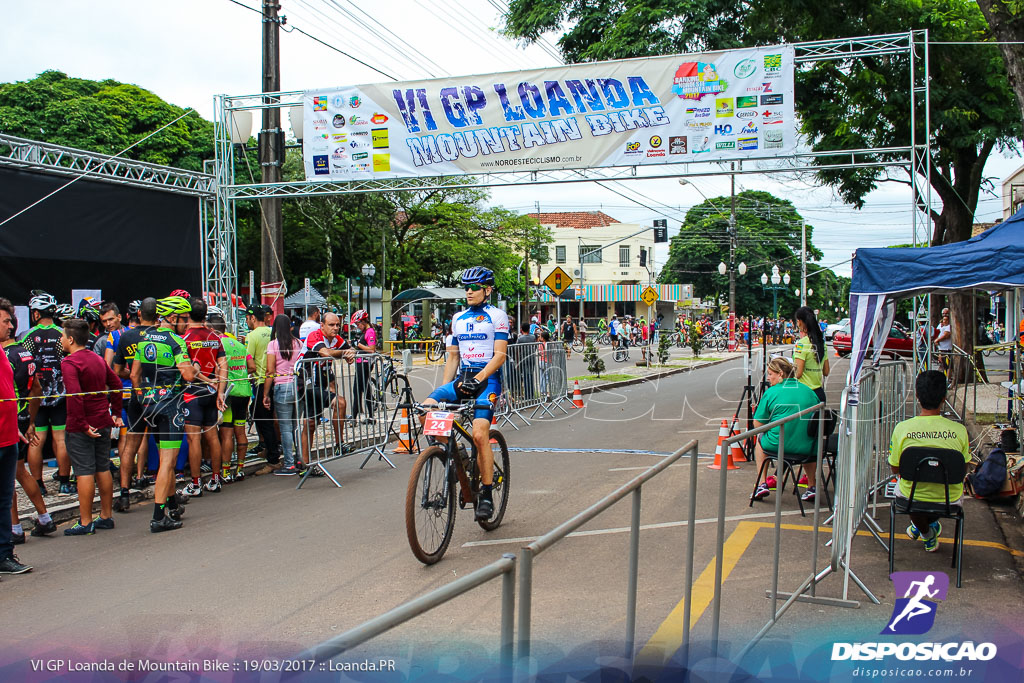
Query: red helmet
170 289 191 298
350 309 369 324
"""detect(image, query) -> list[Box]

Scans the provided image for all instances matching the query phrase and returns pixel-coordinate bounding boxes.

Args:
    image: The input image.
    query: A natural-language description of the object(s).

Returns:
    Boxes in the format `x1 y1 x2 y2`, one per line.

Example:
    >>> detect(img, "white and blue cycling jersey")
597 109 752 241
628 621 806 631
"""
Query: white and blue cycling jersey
429 304 509 420
450 304 510 370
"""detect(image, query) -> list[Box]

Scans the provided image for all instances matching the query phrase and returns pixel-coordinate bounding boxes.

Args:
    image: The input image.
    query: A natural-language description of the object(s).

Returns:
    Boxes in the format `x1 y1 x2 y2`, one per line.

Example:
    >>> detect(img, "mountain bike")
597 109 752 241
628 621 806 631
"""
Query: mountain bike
613 337 631 362
368 355 402 417
595 331 610 346
403 401 510 565
426 334 447 363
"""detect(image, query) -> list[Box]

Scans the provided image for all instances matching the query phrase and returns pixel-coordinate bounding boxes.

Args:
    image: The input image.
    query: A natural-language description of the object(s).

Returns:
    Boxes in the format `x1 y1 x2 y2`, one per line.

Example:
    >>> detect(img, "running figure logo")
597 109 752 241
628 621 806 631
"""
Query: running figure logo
884 571 949 635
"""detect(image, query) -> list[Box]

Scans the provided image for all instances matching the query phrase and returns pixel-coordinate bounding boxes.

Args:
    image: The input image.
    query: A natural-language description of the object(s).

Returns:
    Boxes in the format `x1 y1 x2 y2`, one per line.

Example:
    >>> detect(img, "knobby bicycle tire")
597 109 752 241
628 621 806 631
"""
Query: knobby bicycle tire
405 446 456 565
613 348 630 363
478 429 510 531
426 339 445 362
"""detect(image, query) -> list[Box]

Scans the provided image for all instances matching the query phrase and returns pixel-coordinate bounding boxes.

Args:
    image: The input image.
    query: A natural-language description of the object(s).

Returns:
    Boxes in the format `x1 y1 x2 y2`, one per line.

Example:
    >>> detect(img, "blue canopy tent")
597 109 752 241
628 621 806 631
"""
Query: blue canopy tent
847 211 1024 389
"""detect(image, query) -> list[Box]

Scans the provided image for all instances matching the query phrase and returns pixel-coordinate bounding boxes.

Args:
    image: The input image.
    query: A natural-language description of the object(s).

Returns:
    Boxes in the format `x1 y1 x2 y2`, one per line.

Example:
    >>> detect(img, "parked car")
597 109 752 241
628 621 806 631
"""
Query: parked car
825 317 850 341
832 325 914 358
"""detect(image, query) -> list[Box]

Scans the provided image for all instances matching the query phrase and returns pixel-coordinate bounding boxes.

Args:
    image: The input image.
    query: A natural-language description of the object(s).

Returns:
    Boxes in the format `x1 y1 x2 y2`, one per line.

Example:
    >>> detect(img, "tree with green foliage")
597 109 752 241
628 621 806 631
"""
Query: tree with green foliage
0 71 213 170
685 322 705 358
656 330 672 364
504 0 1022 360
658 191 822 317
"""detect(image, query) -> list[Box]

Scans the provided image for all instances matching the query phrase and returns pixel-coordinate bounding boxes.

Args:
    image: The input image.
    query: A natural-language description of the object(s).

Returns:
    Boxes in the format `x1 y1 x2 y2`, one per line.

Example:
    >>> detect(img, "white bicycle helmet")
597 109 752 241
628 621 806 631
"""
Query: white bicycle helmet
29 292 57 311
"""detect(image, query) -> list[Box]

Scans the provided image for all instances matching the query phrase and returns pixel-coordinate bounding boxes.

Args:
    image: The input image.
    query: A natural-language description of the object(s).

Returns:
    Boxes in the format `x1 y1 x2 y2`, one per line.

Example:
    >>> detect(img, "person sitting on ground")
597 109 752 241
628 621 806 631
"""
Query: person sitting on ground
888 370 971 552
751 356 821 503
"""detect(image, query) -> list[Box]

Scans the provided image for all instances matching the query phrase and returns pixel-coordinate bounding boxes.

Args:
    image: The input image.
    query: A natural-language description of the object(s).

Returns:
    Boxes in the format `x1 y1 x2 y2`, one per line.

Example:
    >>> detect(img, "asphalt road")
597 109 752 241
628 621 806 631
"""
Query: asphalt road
2 353 1021 677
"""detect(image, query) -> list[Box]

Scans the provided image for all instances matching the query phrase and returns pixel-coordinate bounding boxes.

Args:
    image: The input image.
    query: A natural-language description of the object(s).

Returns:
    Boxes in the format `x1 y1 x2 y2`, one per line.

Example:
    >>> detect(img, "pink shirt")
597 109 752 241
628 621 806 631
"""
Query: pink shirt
266 338 303 384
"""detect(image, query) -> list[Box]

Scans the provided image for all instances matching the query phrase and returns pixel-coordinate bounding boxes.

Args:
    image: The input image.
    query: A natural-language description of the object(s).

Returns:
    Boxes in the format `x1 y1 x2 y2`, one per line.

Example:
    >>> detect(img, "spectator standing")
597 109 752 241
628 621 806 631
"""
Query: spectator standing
515 324 537 400
60 319 123 535
248 305 281 474
561 315 576 359
935 312 953 372
578 318 588 345
546 314 556 337
299 309 320 341
208 312 254 482
793 306 830 404
265 315 304 475
350 310 377 420
298 313 353 469
0 302 31 573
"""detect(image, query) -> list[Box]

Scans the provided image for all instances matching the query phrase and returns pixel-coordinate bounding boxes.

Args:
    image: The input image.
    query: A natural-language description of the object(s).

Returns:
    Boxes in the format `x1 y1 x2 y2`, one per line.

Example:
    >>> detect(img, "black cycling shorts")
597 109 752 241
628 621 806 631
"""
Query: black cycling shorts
17 417 29 460
222 395 250 427
125 398 148 434
35 402 67 431
182 391 219 427
142 410 184 450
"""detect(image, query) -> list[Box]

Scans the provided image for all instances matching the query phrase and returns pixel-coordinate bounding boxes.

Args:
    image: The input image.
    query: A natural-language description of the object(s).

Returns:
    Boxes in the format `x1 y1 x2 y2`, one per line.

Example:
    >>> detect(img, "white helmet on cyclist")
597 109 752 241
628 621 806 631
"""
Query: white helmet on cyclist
29 292 58 312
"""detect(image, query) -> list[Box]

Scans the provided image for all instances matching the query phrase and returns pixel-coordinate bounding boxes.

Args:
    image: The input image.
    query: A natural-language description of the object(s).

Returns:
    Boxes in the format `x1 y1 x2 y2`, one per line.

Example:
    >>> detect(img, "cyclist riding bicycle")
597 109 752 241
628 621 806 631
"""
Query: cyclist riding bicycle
421 266 509 522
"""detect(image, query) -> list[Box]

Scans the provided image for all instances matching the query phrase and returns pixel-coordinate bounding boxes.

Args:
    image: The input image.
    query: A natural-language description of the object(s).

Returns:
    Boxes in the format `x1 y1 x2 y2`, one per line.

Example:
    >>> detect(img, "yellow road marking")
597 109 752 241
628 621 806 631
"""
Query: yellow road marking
636 520 760 664
637 518 1023 665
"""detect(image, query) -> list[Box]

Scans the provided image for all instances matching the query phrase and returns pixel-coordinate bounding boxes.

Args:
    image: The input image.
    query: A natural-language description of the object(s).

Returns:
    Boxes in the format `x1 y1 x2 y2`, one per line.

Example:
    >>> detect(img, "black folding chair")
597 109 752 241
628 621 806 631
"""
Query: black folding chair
749 447 817 517
888 446 967 587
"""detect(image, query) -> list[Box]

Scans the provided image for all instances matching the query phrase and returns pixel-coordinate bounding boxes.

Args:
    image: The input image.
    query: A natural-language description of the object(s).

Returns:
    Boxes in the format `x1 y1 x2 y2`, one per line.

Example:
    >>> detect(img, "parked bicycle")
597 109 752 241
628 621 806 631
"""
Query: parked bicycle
403 401 510 564
425 334 447 363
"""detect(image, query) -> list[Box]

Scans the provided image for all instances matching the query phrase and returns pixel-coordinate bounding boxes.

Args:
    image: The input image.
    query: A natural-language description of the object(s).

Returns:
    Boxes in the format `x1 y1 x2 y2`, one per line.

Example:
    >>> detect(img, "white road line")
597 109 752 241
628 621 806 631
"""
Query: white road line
461 508 822 548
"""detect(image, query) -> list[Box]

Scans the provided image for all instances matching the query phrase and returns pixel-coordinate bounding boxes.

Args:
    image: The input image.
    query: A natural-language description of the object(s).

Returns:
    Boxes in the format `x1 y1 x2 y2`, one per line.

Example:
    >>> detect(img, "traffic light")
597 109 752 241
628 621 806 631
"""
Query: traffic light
639 247 647 268
653 219 668 243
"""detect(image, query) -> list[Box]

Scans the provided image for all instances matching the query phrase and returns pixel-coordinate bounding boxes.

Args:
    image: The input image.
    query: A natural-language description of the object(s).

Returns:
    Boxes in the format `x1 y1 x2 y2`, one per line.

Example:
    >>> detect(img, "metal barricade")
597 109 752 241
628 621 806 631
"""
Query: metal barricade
499 341 570 426
292 352 395 488
516 439 701 667
291 553 516 677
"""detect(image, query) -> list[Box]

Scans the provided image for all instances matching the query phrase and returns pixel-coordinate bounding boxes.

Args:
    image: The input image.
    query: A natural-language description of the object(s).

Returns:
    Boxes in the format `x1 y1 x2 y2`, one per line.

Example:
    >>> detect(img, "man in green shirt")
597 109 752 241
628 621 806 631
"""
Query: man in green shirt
888 370 970 552
130 296 198 533
246 304 280 471
208 310 255 483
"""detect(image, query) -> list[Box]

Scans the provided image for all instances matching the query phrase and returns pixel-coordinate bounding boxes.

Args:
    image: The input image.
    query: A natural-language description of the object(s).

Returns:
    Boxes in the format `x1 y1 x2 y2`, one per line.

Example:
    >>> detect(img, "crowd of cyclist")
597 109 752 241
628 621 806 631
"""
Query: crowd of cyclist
0 287 385 571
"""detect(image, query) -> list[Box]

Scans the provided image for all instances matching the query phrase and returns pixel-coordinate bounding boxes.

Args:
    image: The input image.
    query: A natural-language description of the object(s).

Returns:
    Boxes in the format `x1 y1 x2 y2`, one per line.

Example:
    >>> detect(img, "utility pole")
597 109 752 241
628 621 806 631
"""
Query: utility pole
260 1 284 301
800 220 807 307
728 162 737 351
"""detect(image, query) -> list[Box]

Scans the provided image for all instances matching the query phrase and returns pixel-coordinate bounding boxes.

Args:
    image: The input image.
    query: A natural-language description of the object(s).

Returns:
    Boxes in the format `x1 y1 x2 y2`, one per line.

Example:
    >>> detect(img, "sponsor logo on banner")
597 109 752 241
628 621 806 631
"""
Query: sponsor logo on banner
764 129 783 142
372 128 390 149
331 114 346 128
713 124 734 136
669 136 688 154
351 130 369 136
370 113 388 124
685 106 711 118
716 141 735 150
333 146 348 156
740 121 758 135
684 120 713 130
330 95 346 109
312 96 327 111
745 85 764 93
649 135 662 148
830 572 997 665
352 152 369 160
762 109 784 124
763 53 782 78
736 110 758 120
733 58 757 78
761 93 784 105
691 135 711 153
762 81 773 93
646 148 665 158
765 139 783 149
330 133 347 142
373 154 391 172
353 162 372 172
312 155 329 175
716 98 734 117
672 61 728 100
737 136 758 150
349 115 368 126
349 96 361 108
624 141 642 155
311 118 328 130
736 95 758 108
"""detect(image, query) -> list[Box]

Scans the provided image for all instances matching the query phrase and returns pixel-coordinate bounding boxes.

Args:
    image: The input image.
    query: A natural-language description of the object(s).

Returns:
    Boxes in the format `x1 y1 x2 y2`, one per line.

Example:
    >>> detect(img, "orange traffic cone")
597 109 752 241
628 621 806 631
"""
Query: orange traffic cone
729 423 745 465
709 419 739 470
572 381 585 409
393 408 418 454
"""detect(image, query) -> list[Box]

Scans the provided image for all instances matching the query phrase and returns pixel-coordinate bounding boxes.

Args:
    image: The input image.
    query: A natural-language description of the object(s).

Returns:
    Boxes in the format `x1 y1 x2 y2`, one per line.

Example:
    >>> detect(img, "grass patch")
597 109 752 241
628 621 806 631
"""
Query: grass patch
570 373 634 382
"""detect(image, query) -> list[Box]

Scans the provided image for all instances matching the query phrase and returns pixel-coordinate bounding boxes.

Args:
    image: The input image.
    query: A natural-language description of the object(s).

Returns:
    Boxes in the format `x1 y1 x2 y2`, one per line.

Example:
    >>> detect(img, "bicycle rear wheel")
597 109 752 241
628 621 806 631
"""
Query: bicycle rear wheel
613 347 629 362
571 339 584 353
405 446 456 564
478 429 510 531
426 339 445 363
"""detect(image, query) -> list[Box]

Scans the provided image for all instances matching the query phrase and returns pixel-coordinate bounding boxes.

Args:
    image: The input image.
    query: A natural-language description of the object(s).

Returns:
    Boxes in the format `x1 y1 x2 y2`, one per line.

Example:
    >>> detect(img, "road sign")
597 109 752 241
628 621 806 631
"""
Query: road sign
653 219 668 243
304 277 311 303
641 286 659 307
544 266 573 296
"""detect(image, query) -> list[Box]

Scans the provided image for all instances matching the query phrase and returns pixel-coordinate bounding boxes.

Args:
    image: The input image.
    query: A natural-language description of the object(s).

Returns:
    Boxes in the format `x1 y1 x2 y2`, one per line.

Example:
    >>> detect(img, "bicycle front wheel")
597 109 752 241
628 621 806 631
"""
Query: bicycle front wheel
478 429 510 531
426 339 444 363
613 347 629 362
571 339 584 353
405 446 456 564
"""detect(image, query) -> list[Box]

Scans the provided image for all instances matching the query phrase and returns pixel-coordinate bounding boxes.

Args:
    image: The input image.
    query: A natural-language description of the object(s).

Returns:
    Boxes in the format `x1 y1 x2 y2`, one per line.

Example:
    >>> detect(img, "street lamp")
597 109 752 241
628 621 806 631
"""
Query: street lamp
361 263 376 316
760 265 790 318
717 260 747 349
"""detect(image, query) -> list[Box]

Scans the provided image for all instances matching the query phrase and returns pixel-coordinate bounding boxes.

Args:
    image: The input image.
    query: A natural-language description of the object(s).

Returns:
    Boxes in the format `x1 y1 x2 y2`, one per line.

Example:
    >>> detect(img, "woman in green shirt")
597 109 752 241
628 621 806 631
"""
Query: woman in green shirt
793 306 830 404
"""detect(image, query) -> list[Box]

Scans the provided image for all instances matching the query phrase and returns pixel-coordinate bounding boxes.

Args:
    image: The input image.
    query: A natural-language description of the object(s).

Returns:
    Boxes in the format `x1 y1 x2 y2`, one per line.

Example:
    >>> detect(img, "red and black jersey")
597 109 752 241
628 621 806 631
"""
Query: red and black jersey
182 326 224 394
5 342 35 421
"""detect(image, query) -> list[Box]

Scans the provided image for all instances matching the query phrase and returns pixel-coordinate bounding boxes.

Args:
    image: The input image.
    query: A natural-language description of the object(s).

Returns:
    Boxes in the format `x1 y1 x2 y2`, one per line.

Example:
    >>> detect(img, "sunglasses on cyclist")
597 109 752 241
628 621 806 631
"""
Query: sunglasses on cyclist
464 284 486 292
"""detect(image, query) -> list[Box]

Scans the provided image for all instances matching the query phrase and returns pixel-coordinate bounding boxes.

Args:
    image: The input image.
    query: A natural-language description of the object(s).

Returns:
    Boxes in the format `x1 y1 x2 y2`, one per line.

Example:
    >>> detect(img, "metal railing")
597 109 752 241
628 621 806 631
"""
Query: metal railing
499 341 571 427
292 352 395 488
292 553 517 676
516 439 701 666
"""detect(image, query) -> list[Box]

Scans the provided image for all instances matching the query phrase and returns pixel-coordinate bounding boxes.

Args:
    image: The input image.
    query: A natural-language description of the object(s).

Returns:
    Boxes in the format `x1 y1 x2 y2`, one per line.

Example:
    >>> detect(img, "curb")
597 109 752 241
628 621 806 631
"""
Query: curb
574 355 741 396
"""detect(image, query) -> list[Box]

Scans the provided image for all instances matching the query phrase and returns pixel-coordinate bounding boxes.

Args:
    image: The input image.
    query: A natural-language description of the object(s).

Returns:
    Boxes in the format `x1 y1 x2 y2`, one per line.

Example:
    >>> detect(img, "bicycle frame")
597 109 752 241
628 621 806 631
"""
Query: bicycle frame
420 408 478 510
